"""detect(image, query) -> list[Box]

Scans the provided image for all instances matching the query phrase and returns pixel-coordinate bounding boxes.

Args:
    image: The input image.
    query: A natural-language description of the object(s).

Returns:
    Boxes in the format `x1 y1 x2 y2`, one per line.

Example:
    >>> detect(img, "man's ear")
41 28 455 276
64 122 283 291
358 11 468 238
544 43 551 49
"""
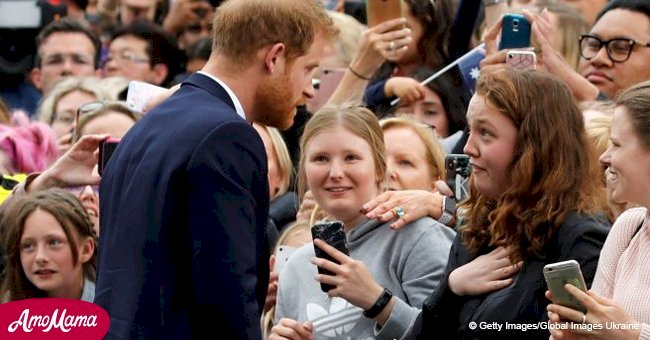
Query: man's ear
263 43 286 75
31 68 43 91
151 64 169 86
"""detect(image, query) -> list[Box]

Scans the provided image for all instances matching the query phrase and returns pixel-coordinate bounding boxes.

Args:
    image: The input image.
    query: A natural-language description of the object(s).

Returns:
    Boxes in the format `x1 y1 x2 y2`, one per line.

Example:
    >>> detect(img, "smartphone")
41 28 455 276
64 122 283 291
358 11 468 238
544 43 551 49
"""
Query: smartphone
273 245 298 273
543 260 588 314
366 0 403 27
445 154 471 202
506 50 536 71
98 137 120 176
126 81 168 113
499 14 532 50
311 221 349 292
309 68 346 112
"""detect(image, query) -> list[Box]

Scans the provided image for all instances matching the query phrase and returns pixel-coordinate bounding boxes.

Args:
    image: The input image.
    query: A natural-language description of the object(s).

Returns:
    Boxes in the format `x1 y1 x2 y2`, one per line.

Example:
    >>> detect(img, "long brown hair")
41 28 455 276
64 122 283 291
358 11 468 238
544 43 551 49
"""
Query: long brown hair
1 188 98 301
461 70 608 262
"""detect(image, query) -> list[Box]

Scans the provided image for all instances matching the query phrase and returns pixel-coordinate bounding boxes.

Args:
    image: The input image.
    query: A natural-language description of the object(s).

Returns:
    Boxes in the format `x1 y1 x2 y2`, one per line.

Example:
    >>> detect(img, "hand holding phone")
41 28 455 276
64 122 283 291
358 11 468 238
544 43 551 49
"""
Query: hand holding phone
98 137 120 176
445 154 471 202
544 260 588 313
311 221 349 292
499 14 532 50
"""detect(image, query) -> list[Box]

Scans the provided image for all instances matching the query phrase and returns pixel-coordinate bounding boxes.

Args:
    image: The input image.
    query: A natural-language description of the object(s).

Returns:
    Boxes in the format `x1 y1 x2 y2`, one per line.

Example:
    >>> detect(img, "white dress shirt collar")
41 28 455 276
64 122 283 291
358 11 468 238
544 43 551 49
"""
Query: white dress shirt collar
197 71 246 120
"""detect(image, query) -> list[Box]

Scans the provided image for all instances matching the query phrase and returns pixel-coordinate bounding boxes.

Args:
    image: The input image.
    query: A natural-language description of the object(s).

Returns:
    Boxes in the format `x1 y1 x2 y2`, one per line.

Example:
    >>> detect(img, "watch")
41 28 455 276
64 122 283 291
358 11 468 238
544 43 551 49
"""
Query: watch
363 288 393 318
437 196 456 226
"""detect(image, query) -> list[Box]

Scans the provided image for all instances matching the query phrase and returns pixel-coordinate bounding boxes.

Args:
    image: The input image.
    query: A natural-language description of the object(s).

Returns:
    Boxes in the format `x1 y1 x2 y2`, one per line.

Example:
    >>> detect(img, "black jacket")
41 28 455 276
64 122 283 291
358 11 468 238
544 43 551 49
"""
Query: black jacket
417 212 610 339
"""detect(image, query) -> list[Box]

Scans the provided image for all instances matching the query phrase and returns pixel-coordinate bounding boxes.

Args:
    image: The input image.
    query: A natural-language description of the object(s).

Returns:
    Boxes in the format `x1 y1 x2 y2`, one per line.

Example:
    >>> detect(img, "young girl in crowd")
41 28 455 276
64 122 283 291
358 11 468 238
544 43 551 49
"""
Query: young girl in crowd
271 105 455 340
1 188 97 302
415 69 611 339
547 81 650 340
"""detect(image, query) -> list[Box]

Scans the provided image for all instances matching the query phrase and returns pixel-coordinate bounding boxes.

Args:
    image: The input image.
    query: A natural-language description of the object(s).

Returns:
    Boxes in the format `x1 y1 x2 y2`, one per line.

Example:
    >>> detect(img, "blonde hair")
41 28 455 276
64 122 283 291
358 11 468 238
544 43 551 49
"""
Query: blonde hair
73 101 141 142
212 0 338 70
380 116 447 185
322 10 365 68
297 104 386 200
265 126 294 200
38 77 109 125
536 1 590 70
585 115 613 160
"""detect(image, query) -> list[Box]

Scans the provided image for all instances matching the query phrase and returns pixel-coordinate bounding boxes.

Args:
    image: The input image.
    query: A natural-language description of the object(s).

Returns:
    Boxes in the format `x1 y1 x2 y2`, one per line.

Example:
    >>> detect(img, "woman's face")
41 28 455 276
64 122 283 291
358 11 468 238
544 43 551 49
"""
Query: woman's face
305 126 380 226
51 90 97 138
254 124 283 200
463 95 518 199
19 209 92 298
79 111 136 139
396 87 450 138
388 1 424 65
384 126 437 191
599 107 650 207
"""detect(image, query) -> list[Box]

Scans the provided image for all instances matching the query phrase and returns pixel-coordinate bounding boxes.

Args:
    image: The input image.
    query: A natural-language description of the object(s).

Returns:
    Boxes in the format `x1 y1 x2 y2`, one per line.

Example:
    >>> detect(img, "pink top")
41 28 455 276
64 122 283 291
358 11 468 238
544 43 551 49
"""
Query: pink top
591 207 650 339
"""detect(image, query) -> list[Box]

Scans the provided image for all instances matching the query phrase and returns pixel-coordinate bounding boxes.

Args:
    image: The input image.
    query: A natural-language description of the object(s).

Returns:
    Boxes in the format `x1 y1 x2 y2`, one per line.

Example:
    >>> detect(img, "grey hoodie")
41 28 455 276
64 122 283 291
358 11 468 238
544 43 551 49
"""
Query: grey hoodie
275 217 455 340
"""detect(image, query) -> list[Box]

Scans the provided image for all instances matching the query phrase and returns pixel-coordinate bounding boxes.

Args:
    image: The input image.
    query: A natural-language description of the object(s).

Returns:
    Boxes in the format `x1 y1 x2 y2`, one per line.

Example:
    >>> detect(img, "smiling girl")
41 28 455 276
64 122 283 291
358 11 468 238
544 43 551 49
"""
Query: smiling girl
1 188 97 302
270 105 455 340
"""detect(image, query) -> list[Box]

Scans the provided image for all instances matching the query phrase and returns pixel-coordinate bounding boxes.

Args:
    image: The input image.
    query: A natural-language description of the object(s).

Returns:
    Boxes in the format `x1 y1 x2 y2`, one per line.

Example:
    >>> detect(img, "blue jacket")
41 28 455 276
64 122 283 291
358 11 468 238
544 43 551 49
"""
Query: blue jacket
95 73 269 339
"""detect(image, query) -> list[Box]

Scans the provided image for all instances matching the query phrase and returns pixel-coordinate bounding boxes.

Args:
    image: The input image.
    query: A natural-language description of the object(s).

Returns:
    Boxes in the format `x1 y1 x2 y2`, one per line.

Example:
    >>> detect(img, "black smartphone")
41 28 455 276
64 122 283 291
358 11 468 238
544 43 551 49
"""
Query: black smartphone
543 260 588 314
499 13 532 50
311 221 349 292
445 154 471 202
98 137 120 176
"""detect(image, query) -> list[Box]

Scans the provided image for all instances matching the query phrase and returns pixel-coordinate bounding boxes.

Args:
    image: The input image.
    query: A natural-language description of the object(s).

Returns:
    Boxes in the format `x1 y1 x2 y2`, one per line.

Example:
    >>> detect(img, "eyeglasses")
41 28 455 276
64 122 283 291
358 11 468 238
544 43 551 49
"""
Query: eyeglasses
105 50 150 66
40 53 94 67
579 34 650 63
65 185 100 197
73 100 134 141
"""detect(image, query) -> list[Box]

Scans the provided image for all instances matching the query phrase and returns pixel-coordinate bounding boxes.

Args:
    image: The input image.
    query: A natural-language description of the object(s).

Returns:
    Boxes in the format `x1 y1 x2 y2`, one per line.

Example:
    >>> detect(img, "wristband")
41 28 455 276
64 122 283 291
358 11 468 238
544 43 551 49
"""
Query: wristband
363 288 393 318
349 66 370 80
437 196 456 226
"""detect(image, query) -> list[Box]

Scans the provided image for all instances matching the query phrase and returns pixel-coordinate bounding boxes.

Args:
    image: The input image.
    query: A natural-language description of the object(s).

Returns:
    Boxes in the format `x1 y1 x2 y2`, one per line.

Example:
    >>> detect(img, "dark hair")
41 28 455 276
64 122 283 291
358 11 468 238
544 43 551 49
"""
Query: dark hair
596 0 650 22
35 18 102 69
410 67 469 135
460 69 608 262
186 37 213 61
0 188 98 301
111 20 186 87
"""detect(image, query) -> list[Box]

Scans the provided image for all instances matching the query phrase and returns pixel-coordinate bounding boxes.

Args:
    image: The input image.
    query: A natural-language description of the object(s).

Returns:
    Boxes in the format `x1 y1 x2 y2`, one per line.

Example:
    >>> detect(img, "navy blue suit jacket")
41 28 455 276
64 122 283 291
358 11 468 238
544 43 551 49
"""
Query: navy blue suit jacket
95 73 269 339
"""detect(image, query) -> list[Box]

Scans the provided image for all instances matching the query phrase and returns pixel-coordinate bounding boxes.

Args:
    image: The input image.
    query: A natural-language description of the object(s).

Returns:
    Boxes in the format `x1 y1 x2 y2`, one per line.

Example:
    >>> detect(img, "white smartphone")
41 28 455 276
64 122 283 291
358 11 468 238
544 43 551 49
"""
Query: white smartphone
126 81 168 113
273 245 298 273
543 260 588 313
506 50 536 71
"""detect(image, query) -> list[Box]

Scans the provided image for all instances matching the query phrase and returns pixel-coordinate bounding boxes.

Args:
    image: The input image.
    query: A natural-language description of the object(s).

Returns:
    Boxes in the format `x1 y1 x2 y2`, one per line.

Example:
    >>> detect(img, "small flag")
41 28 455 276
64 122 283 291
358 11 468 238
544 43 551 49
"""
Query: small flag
457 44 486 95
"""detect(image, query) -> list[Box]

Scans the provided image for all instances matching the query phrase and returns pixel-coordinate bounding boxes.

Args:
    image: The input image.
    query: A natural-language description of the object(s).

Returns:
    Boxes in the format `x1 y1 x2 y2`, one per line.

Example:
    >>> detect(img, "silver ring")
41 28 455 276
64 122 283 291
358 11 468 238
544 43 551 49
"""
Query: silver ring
581 313 586 324
392 207 405 219
387 41 396 51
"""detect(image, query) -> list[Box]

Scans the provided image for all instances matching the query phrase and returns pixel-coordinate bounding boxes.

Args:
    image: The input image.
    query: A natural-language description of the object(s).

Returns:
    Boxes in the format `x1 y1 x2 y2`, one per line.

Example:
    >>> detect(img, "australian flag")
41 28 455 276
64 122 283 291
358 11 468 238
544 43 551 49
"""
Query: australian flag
456 43 486 95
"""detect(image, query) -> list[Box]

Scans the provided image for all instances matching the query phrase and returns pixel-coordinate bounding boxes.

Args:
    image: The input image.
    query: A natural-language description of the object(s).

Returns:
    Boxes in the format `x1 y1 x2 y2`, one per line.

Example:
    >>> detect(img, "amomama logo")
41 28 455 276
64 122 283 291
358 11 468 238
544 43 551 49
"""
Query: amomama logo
0 298 109 339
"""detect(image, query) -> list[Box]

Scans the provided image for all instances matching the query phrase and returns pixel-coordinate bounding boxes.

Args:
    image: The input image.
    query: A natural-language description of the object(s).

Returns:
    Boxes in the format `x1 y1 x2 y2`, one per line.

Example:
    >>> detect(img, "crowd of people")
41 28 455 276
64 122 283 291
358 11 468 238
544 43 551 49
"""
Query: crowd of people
0 0 648 339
